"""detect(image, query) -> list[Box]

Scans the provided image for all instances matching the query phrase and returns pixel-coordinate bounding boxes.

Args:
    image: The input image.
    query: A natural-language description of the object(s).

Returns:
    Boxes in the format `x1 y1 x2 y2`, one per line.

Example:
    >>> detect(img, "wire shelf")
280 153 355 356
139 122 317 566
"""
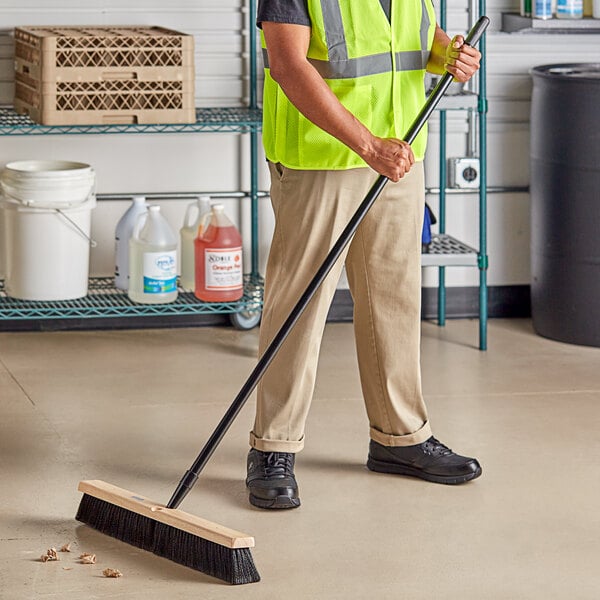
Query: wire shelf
0 275 263 320
0 106 262 135
421 234 479 267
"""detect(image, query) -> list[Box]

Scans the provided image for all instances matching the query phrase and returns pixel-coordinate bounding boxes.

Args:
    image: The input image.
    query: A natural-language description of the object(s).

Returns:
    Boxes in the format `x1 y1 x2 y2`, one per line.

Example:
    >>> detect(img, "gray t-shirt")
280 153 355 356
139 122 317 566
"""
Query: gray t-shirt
257 0 391 28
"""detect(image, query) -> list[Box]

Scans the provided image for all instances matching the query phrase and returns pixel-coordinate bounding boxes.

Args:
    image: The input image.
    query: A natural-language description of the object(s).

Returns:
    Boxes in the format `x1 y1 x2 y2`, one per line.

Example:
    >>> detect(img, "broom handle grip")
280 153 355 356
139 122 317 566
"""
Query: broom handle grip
167 16 490 510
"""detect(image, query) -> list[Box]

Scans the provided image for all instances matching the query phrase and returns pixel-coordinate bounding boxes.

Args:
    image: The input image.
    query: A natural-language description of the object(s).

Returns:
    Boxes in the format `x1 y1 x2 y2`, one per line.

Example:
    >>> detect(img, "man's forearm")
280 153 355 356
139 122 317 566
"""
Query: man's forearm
269 57 375 158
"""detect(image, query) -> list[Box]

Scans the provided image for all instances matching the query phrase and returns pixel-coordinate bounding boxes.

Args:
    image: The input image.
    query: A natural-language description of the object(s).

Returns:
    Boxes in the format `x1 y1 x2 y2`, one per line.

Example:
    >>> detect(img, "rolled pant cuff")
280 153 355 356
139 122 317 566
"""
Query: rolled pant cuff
249 431 304 453
369 421 432 448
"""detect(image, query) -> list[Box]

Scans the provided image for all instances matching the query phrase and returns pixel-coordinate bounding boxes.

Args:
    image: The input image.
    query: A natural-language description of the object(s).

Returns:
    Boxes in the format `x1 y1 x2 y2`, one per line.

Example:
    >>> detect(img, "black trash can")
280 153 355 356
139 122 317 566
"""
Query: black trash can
530 64 600 347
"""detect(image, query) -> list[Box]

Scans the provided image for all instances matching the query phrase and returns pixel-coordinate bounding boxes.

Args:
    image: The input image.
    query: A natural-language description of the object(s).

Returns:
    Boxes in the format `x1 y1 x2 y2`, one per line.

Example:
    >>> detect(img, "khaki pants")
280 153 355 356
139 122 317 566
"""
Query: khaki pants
250 161 432 453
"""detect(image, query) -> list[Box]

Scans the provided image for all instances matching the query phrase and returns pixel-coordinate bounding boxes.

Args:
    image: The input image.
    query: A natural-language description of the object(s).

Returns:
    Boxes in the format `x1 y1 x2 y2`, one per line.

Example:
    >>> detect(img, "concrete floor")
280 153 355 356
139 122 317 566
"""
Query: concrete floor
0 318 599 599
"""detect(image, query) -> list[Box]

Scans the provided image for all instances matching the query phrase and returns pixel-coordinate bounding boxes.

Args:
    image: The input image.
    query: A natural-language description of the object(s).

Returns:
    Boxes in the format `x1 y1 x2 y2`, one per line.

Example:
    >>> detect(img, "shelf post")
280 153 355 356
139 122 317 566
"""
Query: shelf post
438 111 447 327
437 0 448 328
248 0 260 278
478 0 488 350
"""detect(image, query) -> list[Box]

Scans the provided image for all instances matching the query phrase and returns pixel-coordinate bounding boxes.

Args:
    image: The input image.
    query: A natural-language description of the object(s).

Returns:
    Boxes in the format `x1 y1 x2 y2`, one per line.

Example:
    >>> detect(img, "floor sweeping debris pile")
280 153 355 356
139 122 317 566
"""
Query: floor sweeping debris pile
40 548 59 562
79 553 96 564
38 541 123 576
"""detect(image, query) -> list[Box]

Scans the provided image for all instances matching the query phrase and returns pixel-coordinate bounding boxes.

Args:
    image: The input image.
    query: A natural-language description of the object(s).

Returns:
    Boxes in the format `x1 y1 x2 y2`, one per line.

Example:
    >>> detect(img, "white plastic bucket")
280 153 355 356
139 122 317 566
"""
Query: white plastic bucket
1 160 95 208
0 160 96 301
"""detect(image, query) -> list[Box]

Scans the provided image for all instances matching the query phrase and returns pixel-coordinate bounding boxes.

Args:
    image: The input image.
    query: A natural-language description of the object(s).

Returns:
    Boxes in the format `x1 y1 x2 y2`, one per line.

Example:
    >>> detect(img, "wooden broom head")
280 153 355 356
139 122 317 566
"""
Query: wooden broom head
78 480 255 549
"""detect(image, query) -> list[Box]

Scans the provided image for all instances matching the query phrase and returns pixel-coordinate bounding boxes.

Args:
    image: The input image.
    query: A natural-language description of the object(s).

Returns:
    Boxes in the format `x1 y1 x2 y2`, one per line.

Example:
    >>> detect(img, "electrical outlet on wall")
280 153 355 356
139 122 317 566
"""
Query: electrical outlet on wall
447 157 480 189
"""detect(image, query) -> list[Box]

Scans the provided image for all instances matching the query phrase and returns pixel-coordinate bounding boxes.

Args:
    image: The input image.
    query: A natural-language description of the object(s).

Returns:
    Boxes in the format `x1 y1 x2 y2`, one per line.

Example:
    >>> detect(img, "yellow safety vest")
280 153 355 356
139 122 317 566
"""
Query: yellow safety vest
261 0 436 170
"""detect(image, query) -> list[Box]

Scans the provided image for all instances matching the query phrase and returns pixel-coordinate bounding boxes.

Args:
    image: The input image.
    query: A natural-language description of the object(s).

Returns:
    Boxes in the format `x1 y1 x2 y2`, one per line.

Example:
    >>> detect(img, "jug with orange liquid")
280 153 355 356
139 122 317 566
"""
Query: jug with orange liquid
194 204 243 302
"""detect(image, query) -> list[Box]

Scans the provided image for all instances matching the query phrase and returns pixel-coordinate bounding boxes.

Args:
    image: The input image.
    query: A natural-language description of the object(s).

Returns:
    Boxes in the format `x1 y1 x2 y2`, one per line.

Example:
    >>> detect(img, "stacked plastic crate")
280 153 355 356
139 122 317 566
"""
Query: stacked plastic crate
13 26 195 125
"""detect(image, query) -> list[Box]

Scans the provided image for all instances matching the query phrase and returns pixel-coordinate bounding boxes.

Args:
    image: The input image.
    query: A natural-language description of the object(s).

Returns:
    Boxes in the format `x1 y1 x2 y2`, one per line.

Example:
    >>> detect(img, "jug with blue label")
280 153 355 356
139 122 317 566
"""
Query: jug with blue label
128 205 178 304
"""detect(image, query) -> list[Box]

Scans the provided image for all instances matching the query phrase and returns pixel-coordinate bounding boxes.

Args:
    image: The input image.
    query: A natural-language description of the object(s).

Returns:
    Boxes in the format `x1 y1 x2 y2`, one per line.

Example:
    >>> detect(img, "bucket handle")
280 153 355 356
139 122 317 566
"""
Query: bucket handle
55 209 98 248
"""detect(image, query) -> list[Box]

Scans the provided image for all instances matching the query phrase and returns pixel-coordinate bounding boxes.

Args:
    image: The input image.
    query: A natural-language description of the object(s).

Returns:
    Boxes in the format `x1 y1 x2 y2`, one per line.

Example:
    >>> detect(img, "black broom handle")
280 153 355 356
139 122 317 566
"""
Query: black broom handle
167 16 490 510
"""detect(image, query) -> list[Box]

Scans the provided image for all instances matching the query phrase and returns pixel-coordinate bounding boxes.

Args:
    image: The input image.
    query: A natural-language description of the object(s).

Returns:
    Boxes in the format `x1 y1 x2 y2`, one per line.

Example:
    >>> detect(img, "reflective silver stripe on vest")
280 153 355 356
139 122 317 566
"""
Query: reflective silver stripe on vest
419 0 432 66
309 53 393 79
394 50 430 72
263 1 431 78
321 0 348 62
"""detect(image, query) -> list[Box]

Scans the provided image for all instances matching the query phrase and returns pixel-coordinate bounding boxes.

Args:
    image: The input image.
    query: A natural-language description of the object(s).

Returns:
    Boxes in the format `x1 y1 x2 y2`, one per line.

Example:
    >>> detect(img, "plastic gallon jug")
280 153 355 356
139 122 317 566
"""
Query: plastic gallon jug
556 0 583 17
179 195 211 291
532 0 553 18
194 204 243 302
128 205 178 304
114 195 148 290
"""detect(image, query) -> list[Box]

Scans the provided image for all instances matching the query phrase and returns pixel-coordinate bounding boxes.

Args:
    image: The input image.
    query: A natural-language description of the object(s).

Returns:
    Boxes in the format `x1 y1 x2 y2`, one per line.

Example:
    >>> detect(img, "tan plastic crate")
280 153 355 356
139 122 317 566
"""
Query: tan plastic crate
15 76 195 125
15 56 195 84
13 25 196 125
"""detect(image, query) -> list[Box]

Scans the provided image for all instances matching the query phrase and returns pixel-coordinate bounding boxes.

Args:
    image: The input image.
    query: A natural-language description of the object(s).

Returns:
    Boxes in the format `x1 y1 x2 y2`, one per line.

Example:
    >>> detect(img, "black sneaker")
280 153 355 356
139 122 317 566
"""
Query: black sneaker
246 448 301 509
367 437 482 485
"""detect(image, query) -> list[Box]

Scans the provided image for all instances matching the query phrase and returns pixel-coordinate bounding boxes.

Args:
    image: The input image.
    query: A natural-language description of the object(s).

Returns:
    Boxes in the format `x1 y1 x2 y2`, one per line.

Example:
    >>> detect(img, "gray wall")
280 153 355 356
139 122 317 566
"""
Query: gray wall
0 0 599 292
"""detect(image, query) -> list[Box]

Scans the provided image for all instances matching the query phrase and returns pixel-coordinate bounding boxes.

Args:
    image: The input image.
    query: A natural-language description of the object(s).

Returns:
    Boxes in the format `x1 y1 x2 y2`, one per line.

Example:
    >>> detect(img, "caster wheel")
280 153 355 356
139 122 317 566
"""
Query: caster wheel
230 309 262 330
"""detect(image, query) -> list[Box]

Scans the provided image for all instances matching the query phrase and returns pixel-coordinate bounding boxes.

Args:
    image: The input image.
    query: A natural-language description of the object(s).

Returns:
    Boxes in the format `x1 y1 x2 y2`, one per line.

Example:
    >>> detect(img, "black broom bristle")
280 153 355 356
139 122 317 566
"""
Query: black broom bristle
153 521 260 585
76 493 260 585
76 494 157 552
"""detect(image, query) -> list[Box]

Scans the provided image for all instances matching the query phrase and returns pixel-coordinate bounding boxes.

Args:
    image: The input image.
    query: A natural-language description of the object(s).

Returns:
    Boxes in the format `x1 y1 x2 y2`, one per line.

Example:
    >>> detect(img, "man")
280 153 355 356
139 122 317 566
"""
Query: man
246 0 483 509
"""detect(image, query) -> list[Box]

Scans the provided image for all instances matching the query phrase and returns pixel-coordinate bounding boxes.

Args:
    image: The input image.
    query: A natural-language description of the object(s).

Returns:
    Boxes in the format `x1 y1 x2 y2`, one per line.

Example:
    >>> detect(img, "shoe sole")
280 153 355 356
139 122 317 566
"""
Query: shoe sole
367 457 482 485
249 494 301 510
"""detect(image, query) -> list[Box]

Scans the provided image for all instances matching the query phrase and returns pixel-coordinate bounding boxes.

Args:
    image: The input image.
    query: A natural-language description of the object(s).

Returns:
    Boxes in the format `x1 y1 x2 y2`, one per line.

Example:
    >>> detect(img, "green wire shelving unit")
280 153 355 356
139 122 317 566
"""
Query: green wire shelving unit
425 0 488 350
1 0 487 342
0 0 264 329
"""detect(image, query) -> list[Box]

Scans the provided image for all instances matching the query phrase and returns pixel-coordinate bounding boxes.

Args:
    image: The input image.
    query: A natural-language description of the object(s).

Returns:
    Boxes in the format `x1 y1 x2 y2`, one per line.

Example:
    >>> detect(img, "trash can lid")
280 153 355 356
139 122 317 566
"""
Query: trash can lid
532 63 600 81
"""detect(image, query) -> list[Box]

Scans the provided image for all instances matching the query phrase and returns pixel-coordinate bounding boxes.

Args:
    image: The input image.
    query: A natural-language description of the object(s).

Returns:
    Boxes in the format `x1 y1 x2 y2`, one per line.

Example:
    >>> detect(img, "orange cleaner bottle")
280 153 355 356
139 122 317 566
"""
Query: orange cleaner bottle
194 204 243 302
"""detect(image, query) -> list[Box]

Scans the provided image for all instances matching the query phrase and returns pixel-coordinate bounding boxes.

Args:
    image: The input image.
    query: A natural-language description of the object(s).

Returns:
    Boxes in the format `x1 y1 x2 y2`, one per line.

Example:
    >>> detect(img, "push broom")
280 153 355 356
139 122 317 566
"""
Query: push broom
76 16 490 585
